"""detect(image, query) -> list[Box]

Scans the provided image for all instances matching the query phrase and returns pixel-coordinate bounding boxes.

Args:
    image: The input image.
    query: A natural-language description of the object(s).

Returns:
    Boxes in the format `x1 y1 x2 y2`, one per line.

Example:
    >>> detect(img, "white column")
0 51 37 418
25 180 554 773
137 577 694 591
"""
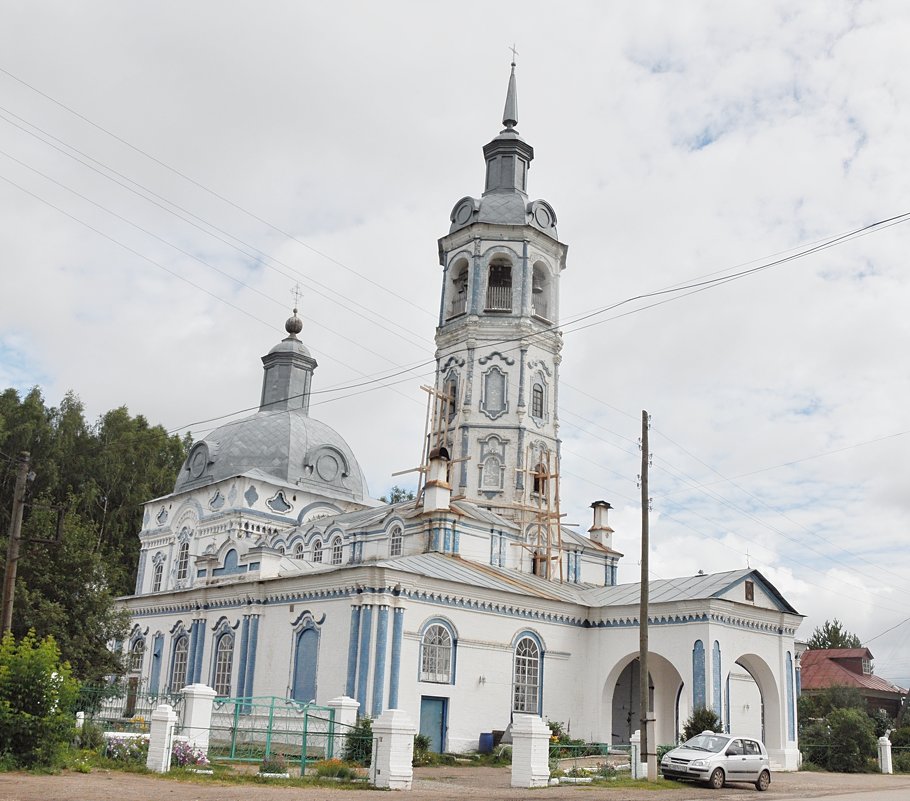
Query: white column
146 703 178 773
182 683 217 754
75 711 85 730
328 695 360 757
370 708 416 790
510 714 550 789
879 736 894 774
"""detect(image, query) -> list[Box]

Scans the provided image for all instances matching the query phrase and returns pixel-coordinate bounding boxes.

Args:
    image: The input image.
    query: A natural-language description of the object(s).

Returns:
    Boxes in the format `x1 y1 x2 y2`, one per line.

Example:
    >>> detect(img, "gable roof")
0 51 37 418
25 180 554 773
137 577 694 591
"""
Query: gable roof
801 648 907 695
583 568 800 614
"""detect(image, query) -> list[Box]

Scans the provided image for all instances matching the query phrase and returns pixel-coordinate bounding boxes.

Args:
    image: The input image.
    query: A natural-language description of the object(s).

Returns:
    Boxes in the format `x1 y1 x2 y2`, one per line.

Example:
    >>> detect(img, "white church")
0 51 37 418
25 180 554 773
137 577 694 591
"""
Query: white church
121 64 802 769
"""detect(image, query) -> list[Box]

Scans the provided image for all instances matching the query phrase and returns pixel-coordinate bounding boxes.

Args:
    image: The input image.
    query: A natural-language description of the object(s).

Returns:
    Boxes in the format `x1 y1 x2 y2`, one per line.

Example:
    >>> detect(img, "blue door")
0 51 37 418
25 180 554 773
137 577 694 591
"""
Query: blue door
292 627 319 702
419 696 447 753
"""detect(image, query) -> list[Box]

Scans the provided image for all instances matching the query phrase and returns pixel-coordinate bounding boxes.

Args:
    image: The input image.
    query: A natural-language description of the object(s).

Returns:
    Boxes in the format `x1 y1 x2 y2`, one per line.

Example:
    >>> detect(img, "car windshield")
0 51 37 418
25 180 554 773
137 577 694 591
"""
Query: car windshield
682 734 730 753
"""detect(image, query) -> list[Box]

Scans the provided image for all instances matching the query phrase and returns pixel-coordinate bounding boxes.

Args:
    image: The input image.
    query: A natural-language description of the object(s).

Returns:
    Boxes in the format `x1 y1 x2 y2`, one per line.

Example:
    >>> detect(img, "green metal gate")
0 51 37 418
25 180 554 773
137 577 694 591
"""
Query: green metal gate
207 696 339 770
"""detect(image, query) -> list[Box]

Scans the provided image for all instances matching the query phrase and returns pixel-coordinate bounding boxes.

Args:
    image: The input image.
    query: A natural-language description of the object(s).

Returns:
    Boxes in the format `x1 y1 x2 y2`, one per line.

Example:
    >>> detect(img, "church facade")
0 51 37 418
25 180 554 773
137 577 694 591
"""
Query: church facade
120 65 802 769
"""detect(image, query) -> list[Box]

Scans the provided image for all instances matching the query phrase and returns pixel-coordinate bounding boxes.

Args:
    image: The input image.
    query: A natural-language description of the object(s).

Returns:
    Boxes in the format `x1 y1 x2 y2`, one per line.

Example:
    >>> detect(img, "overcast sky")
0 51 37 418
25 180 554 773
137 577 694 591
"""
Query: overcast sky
1 2 909 688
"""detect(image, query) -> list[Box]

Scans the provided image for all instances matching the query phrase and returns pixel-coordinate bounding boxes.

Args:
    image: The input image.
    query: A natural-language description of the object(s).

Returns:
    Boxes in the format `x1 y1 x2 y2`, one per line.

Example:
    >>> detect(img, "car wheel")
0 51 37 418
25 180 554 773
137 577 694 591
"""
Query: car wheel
755 769 770 791
709 767 725 789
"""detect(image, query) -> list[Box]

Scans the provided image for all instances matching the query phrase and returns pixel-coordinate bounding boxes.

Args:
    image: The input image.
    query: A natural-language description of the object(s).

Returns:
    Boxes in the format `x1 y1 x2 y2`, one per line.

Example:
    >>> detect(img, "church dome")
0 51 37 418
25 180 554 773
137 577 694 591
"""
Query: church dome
174 409 369 501
173 307 369 502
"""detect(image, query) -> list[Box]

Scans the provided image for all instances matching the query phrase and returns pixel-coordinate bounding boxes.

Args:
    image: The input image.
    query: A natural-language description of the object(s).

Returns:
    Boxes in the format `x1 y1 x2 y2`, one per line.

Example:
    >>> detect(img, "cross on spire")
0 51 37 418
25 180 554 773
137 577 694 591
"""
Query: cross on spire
290 282 303 312
509 43 519 65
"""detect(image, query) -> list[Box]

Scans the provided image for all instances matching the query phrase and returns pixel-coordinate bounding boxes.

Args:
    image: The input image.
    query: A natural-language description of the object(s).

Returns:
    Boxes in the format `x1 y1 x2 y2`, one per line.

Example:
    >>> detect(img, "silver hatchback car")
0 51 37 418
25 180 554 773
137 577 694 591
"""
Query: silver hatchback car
660 731 771 791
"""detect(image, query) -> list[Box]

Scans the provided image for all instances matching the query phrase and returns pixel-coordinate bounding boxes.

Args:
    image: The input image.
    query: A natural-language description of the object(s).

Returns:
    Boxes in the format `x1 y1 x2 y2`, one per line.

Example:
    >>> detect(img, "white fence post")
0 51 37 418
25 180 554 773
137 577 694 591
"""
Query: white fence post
370 709 416 790
182 683 217 755
879 736 893 774
630 730 643 779
327 695 360 757
146 703 177 772
510 714 551 789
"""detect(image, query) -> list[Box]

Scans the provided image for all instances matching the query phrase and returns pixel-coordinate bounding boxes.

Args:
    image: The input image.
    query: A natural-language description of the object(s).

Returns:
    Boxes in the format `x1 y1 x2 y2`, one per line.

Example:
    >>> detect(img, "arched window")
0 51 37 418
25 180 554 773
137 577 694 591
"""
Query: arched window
532 463 548 496
444 375 459 420
129 639 145 672
331 538 343 565
390 525 403 557
513 635 541 713
531 384 545 420
152 561 163 592
213 632 234 697
448 259 469 319
531 263 550 321
313 540 323 563
486 259 512 311
294 541 304 558
176 541 190 581
170 635 188 690
129 638 145 673
420 623 454 683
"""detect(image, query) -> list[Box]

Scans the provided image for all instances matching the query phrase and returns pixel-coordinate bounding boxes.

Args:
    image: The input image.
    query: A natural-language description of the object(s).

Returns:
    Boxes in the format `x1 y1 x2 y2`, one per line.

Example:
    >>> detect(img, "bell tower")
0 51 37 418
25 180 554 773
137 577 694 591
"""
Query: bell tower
435 61 567 520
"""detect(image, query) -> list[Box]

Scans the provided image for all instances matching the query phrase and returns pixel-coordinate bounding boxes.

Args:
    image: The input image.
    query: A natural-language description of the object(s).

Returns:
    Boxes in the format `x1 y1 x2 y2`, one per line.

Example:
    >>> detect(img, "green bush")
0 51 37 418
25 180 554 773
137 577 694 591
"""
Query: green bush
799 719 831 768
827 707 876 773
413 733 432 766
0 630 79 768
892 750 910 773
890 727 910 749
342 716 373 765
681 707 722 741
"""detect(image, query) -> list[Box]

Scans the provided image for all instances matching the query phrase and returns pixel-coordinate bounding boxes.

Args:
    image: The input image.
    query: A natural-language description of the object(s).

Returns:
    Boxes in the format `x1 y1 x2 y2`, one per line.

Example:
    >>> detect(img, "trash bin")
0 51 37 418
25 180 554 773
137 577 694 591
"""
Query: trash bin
479 732 494 754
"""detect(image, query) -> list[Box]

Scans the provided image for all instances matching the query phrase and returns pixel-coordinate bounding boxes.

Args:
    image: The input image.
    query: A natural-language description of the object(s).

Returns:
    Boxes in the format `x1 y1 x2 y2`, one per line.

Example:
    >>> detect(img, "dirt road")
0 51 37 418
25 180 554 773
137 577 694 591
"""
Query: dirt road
2 766 910 801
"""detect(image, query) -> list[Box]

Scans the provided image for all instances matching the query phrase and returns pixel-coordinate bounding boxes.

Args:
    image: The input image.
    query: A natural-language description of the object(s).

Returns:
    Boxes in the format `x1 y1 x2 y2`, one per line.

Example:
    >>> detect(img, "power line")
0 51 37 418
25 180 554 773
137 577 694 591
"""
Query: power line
0 64 436 320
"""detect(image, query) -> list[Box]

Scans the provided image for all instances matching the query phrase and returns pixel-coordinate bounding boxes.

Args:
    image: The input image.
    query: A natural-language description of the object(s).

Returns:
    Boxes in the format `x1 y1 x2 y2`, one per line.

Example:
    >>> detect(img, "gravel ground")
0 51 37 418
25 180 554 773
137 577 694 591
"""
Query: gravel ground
1 766 910 801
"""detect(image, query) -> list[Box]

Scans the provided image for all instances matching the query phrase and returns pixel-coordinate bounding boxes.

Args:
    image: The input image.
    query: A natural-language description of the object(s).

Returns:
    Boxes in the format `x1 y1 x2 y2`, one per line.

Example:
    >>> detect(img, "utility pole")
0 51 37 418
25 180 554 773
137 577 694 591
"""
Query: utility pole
638 413 656 780
1 451 30 635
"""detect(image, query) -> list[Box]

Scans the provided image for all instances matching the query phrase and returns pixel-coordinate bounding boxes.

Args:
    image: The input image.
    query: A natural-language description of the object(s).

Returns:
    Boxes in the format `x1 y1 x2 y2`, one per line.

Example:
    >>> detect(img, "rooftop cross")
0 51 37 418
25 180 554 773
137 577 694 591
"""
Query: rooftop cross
509 43 519 65
290 282 303 313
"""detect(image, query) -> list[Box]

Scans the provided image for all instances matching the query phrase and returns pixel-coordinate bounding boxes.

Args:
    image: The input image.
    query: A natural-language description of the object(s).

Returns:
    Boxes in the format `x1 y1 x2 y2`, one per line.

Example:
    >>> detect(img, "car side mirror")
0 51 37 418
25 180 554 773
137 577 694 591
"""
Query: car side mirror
725 749 736 756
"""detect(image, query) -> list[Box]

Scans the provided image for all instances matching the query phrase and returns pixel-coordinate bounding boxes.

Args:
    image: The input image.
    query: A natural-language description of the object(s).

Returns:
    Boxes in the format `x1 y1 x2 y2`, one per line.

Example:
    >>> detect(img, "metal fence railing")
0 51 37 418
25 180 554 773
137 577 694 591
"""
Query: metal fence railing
76 680 184 734
206 696 353 770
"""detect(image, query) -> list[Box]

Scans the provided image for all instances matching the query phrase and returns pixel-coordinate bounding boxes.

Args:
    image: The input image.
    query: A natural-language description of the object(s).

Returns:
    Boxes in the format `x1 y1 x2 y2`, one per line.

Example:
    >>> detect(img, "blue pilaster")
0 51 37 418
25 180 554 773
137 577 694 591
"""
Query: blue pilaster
692 640 706 709
245 616 259 698
356 605 373 712
236 616 250 698
346 605 362 698
786 651 795 741
712 641 722 715
193 620 206 683
186 621 198 683
372 606 390 717
388 608 404 709
149 633 163 694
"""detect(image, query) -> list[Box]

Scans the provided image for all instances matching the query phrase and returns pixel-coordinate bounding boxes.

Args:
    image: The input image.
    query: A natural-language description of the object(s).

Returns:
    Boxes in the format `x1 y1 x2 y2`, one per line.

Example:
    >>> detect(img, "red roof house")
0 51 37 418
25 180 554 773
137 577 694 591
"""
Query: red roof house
800 648 907 718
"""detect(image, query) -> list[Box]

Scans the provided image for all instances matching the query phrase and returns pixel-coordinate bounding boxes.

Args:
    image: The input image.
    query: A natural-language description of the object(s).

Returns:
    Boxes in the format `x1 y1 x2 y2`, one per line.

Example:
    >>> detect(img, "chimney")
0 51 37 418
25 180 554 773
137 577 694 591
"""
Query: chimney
588 500 614 549
422 446 452 513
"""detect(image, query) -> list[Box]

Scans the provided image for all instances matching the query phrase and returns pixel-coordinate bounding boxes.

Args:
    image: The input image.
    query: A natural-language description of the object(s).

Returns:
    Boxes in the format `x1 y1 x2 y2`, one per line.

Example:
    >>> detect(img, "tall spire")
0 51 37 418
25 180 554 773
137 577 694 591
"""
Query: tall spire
481 59 533 197
502 59 518 131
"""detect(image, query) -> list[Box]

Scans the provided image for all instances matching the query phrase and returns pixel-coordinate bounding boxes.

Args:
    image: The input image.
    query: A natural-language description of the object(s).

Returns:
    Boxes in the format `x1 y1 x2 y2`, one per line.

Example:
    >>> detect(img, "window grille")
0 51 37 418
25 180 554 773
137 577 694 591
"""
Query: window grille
420 624 453 683
213 633 234 696
513 636 540 713
485 262 512 311
313 540 323 562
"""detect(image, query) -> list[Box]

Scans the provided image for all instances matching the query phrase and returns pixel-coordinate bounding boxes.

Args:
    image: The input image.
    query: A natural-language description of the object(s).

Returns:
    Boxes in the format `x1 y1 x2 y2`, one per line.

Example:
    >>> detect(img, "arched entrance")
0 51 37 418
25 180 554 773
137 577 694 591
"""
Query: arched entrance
727 653 781 753
602 653 684 747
